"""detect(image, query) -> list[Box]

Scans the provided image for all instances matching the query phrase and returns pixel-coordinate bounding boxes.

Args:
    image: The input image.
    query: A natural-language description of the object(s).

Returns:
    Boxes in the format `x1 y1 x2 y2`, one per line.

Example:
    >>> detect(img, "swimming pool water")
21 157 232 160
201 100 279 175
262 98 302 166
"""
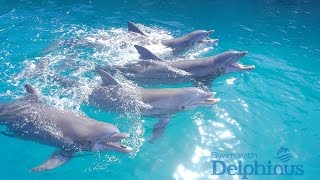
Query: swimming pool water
0 0 319 179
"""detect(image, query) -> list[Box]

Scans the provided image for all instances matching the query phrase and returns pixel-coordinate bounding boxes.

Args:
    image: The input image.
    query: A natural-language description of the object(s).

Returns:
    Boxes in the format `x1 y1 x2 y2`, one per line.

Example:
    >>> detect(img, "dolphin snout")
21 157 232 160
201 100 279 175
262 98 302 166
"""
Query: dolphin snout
104 141 133 153
208 91 217 97
238 51 248 58
225 50 255 73
198 92 220 105
202 97 221 105
207 30 214 35
93 132 132 153
110 132 130 141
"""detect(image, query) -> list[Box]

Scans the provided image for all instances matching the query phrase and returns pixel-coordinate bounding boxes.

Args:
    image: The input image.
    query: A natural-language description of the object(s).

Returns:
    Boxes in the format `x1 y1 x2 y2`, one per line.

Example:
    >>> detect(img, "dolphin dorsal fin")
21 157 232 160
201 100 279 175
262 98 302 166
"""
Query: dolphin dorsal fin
128 21 147 36
134 45 164 61
24 84 40 102
25 84 37 94
95 68 121 86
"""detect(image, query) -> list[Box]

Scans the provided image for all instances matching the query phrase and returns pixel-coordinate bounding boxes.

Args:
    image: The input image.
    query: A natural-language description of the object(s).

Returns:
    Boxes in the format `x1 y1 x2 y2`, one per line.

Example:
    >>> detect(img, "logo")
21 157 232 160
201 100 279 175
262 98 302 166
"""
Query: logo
276 146 293 163
210 147 304 179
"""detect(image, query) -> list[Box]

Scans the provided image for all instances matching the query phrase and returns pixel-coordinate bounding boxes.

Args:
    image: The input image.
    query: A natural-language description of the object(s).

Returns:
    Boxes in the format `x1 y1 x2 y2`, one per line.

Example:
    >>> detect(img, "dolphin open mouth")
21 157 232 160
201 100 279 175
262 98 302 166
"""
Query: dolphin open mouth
229 62 255 71
226 51 255 72
105 141 133 153
198 98 221 105
190 92 221 107
92 133 133 153
199 30 218 44
200 38 219 44
92 141 132 153
206 30 214 36
202 98 221 104
105 132 132 153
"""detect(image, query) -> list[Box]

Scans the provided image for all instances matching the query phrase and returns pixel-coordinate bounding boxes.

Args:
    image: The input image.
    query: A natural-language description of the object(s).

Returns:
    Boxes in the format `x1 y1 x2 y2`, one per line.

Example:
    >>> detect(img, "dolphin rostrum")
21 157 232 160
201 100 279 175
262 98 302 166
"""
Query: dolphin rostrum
0 84 132 172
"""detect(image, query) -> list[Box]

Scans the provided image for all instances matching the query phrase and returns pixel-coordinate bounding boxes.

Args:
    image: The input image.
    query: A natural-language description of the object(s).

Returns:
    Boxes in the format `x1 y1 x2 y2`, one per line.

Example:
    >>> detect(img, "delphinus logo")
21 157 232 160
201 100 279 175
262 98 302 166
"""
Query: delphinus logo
276 146 293 163
210 147 304 179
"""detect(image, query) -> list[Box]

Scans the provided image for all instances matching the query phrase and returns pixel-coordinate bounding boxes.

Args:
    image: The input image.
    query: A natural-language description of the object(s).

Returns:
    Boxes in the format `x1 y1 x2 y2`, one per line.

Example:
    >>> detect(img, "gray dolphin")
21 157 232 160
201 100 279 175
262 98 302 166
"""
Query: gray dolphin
0 84 132 172
101 45 255 89
128 21 218 51
89 69 220 143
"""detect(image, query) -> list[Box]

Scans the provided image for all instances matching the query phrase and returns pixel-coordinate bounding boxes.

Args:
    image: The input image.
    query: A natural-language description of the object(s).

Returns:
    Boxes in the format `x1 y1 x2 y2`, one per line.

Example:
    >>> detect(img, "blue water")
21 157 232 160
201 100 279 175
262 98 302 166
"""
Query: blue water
0 0 320 179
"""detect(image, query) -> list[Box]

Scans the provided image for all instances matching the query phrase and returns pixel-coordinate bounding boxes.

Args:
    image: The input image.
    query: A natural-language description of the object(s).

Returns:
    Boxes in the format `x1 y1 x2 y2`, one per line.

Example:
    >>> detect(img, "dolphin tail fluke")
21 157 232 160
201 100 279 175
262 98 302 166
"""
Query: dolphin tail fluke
128 21 147 36
149 117 171 144
134 45 164 61
32 150 73 172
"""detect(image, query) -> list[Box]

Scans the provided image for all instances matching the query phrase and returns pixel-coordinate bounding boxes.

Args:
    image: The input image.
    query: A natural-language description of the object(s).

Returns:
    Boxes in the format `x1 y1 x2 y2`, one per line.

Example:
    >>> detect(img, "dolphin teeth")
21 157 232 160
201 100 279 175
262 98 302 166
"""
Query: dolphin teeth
231 63 241 68
120 145 128 148
231 63 255 70
207 30 214 34
200 39 218 44
204 98 221 104
106 142 133 152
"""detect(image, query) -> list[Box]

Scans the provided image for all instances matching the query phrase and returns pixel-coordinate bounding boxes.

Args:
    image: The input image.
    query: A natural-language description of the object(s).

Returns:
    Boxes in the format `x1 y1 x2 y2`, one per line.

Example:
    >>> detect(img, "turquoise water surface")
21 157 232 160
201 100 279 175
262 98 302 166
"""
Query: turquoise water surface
0 0 320 180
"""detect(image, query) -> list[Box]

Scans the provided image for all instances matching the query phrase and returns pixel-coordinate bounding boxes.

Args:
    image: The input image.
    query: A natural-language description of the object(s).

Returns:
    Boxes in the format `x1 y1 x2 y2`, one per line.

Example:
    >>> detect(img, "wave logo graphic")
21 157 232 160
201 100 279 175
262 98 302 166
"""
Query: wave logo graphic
276 146 293 163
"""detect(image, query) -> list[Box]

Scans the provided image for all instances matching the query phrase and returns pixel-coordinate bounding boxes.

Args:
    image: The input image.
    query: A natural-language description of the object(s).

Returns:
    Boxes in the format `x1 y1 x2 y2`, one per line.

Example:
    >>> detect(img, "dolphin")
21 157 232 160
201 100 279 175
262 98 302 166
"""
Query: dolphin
88 69 220 143
0 84 132 172
128 21 218 51
100 45 255 90
45 22 217 53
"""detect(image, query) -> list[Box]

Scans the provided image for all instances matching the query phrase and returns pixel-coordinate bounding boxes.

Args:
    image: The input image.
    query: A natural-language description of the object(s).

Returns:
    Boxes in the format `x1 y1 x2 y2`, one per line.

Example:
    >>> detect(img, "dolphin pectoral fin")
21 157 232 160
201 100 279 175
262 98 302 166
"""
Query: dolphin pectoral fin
0 131 16 138
134 45 164 61
95 68 121 87
128 21 147 36
32 150 73 172
149 117 171 144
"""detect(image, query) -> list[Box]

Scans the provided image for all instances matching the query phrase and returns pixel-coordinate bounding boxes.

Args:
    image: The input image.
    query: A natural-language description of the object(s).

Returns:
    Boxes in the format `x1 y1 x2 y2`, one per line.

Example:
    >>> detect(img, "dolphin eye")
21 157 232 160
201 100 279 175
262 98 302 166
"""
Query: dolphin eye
181 106 185 110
